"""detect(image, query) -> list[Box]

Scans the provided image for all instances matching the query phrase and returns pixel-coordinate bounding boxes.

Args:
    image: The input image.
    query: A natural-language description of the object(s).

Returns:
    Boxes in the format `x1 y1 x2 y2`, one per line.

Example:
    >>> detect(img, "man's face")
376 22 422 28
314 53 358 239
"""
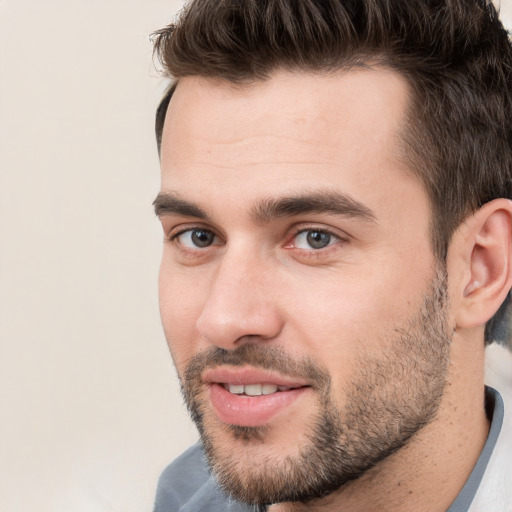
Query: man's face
157 69 452 504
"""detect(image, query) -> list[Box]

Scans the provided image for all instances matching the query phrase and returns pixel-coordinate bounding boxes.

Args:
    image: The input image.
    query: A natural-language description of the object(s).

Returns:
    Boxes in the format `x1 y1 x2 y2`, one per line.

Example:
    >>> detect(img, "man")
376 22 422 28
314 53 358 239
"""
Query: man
151 0 512 510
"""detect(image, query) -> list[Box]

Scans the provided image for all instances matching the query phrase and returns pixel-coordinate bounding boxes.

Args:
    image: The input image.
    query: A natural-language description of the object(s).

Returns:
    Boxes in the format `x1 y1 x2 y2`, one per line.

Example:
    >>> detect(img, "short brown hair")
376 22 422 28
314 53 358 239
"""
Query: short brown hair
152 0 512 341
152 0 512 259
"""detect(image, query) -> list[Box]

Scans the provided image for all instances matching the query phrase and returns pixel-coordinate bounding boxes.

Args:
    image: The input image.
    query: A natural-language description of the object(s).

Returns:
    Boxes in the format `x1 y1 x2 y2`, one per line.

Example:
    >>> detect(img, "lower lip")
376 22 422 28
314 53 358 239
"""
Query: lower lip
209 384 308 427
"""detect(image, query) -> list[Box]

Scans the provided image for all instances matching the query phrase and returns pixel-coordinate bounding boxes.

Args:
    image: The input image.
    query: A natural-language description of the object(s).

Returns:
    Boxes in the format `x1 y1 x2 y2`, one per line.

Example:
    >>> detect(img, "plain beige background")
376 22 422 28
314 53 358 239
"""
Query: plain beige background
0 1 511 511
0 1 195 511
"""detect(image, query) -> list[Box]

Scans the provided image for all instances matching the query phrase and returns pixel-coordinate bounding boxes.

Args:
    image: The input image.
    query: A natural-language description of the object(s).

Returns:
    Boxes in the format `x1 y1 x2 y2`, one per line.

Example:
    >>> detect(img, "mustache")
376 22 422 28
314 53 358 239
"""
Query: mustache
181 344 331 389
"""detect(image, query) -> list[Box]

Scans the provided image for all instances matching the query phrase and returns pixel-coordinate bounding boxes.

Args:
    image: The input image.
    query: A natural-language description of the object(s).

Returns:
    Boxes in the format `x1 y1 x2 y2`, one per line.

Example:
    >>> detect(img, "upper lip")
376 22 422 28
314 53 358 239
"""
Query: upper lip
203 366 310 388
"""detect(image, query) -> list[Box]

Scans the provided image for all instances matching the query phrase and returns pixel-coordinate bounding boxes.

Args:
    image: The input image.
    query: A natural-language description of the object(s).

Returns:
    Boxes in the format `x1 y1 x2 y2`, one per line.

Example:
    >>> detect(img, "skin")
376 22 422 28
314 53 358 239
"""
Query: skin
157 69 499 511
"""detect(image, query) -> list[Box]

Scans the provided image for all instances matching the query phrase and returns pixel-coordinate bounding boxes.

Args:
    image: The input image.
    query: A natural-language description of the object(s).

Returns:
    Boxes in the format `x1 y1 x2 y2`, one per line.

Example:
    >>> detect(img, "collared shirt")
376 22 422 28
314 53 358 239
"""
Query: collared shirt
447 386 505 511
154 387 507 512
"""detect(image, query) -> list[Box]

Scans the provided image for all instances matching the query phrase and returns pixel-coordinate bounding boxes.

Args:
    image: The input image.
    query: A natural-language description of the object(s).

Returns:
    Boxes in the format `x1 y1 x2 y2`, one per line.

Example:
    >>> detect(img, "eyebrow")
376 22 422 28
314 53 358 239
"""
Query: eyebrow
153 190 376 224
251 191 376 224
153 192 209 219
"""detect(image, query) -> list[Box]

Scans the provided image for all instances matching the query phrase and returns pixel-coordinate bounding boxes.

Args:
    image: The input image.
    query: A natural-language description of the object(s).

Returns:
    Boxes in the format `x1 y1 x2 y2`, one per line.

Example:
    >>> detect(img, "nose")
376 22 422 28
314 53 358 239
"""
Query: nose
195 252 284 350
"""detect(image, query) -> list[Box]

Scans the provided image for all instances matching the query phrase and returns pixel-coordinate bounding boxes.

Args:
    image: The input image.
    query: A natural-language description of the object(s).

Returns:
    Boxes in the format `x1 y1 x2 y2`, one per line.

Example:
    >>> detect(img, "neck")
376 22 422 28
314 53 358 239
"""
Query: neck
270 334 490 512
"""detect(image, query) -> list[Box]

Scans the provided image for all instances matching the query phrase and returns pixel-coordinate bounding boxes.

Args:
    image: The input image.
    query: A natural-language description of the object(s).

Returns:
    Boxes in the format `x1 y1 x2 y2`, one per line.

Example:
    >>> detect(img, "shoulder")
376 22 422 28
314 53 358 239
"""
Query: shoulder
154 443 211 509
473 347 512 511
154 443 255 512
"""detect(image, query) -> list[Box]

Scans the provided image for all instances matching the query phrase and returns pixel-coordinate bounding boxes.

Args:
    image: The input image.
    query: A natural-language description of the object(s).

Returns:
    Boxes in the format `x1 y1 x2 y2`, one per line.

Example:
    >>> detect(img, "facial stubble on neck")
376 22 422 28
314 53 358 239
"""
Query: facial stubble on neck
179 267 452 505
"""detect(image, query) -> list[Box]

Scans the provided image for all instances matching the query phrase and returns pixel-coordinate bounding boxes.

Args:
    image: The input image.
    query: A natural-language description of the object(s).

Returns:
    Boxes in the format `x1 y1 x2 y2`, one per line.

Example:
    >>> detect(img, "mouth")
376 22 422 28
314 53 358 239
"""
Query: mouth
204 367 311 428
222 383 302 396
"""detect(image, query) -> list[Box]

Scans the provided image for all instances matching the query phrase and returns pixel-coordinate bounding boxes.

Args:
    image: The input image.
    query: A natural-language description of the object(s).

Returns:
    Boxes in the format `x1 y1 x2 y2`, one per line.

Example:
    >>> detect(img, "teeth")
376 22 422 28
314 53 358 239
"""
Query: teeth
228 384 244 394
262 384 278 395
244 384 262 396
225 384 287 395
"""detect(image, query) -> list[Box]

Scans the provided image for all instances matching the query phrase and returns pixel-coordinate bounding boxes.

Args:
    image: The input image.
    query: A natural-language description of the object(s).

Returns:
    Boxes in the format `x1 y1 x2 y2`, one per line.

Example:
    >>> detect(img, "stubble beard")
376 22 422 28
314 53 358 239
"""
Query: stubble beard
179 268 452 505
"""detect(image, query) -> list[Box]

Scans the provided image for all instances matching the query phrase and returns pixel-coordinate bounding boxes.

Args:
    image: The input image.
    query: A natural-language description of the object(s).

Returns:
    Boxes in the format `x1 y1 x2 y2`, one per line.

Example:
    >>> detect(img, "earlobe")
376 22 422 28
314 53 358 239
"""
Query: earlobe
455 199 512 329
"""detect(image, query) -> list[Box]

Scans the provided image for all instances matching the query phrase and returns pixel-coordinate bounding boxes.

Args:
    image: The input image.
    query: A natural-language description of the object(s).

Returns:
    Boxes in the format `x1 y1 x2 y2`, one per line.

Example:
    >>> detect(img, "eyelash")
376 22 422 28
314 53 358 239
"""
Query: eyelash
167 224 348 257
285 226 347 254
169 225 221 247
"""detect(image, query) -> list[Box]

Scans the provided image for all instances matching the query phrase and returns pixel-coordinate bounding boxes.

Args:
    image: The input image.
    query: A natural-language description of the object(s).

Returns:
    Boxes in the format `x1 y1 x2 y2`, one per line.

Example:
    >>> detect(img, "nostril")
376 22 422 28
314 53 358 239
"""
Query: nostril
196 305 284 350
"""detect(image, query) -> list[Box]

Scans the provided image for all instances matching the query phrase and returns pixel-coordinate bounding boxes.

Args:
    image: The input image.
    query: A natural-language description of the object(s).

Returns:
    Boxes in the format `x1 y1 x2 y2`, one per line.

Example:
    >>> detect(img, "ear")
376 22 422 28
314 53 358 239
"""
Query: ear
452 199 512 329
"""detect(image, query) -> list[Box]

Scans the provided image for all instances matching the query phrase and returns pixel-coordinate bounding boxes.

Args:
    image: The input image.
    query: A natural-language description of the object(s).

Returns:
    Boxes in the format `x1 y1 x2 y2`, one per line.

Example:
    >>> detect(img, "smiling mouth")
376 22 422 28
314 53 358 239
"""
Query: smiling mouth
201 365 314 427
210 381 310 427
222 383 303 396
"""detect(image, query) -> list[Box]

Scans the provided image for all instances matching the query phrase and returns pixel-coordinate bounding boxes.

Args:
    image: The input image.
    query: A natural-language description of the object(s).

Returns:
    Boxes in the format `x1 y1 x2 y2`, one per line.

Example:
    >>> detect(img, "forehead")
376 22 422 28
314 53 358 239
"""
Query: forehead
159 68 423 222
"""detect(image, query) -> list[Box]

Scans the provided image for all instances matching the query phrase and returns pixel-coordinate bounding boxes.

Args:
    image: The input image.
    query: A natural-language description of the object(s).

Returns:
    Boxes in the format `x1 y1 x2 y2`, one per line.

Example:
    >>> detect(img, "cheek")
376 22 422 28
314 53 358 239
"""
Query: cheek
281 278 371 375
283 265 429 387
158 261 207 369
286 268 393 340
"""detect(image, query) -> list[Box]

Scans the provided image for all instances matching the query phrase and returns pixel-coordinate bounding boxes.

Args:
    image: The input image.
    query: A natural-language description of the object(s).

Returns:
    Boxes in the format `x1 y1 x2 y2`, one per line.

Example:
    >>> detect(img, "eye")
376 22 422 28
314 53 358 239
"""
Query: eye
174 228 218 249
293 229 339 250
